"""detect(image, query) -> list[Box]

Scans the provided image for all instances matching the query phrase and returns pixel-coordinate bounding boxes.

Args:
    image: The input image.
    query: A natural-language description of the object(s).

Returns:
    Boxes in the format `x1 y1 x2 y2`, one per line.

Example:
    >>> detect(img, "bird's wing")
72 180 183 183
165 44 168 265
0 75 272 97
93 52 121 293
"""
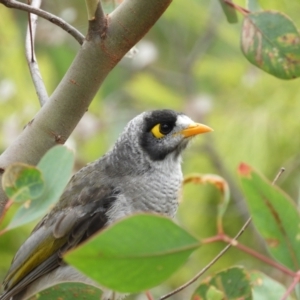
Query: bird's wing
2 165 119 298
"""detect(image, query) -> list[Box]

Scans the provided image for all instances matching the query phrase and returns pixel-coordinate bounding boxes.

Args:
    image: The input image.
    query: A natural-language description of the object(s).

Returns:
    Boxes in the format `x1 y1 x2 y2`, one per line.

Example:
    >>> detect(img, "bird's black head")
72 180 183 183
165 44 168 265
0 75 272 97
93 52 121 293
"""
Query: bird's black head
139 110 180 161
138 109 212 161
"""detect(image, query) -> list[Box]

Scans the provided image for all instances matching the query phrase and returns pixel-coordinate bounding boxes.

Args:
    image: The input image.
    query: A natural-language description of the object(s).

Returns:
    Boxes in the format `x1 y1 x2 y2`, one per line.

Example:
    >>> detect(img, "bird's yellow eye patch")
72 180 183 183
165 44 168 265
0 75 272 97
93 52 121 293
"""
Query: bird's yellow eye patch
151 124 165 138
150 122 174 139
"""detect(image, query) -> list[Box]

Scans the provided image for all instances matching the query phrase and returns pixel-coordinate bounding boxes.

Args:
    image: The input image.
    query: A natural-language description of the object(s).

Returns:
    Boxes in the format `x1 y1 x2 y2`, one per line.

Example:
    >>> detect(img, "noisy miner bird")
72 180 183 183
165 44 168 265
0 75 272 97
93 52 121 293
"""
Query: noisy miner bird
0 109 212 300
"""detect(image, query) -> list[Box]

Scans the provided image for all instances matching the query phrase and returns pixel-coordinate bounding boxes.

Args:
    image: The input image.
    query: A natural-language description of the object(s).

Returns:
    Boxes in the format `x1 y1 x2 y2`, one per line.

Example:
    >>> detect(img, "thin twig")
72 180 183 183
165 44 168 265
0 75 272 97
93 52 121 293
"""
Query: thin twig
0 0 84 44
272 167 285 185
25 0 48 106
280 272 300 300
0 199 13 229
159 217 252 300
27 0 34 61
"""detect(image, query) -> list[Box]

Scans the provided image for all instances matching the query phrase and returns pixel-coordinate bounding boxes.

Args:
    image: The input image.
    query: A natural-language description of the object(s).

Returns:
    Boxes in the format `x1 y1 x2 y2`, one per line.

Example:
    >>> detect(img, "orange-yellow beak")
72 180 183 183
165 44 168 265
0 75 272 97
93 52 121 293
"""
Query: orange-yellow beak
180 123 213 138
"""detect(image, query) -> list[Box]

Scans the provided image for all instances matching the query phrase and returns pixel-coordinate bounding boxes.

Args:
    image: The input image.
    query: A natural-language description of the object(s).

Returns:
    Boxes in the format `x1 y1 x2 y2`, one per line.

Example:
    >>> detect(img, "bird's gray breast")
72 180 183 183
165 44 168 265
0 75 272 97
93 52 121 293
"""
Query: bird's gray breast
106 156 182 223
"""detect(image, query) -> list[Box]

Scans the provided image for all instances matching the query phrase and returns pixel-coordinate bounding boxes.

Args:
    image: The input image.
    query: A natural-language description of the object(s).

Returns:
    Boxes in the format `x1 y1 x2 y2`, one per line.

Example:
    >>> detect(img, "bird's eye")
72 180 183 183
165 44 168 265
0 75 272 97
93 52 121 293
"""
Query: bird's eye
151 122 174 138
160 123 173 134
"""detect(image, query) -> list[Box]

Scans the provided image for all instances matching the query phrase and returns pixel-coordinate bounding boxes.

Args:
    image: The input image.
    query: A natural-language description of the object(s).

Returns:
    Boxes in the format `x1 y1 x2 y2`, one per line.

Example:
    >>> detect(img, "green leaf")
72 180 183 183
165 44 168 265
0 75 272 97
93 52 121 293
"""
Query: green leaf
2 163 44 202
65 214 200 293
6 146 74 230
28 283 101 300
246 0 261 11
241 11 300 79
218 0 238 24
250 271 291 300
184 174 230 229
205 286 224 300
238 163 300 271
192 267 252 300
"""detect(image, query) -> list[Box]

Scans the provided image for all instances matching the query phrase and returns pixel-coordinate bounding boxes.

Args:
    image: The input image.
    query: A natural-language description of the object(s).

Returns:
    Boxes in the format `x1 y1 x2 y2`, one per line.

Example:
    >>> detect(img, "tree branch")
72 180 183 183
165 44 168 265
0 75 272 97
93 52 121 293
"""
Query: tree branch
85 0 101 21
87 0 106 36
0 0 85 44
25 0 48 106
0 0 173 214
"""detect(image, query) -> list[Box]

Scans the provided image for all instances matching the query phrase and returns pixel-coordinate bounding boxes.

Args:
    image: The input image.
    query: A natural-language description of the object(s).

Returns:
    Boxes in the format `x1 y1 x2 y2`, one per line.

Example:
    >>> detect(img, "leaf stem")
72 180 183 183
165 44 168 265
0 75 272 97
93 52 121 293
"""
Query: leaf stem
159 218 252 300
202 230 296 277
145 290 154 300
222 0 250 16
229 237 296 277
280 271 300 300
0 199 13 229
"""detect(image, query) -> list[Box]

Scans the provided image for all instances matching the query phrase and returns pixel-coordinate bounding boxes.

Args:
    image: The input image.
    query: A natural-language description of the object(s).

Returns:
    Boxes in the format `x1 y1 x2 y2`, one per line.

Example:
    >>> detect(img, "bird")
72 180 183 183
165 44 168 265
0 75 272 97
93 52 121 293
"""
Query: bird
0 109 212 300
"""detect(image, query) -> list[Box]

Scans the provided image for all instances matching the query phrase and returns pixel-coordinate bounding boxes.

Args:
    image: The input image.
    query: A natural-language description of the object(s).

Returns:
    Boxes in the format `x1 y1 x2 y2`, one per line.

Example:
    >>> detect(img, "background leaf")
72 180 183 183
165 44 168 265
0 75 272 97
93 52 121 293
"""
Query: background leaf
65 214 200 293
2 163 44 202
241 11 300 79
28 283 101 300
205 286 224 300
218 0 238 24
6 146 74 230
246 0 262 11
239 163 300 270
192 267 252 300
250 271 291 300
183 174 230 231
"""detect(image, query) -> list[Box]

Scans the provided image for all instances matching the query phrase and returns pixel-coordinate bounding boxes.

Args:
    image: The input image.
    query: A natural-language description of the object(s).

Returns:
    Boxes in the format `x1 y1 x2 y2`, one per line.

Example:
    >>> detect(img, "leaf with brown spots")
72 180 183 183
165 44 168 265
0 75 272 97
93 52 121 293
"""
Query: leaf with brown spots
183 174 230 230
2 163 44 203
192 267 252 300
239 163 300 270
241 11 300 79
183 174 230 217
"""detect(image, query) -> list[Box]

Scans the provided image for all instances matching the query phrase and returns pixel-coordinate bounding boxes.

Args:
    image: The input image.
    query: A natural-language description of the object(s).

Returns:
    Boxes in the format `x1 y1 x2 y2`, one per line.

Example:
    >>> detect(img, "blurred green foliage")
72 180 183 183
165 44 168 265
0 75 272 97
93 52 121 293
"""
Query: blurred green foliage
1 0 300 299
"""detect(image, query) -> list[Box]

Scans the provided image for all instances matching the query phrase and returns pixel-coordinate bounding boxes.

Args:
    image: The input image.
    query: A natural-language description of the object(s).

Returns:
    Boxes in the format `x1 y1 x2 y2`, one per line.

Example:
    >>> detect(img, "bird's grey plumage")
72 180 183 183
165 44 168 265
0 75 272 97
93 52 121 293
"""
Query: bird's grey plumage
0 109 212 300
